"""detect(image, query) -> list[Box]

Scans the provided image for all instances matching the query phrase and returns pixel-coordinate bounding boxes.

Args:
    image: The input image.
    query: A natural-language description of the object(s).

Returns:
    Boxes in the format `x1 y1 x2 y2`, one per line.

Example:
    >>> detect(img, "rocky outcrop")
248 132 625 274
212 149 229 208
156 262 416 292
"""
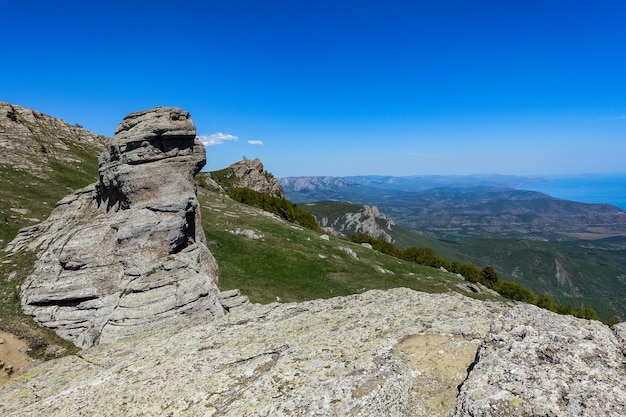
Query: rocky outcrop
0 288 624 416
207 158 284 198
318 204 396 242
8 107 224 349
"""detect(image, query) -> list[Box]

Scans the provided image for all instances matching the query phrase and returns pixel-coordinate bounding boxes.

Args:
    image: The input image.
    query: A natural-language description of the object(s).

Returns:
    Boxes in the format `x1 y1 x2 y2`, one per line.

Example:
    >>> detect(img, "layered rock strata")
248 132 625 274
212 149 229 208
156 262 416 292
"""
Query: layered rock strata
10 107 223 348
0 288 624 416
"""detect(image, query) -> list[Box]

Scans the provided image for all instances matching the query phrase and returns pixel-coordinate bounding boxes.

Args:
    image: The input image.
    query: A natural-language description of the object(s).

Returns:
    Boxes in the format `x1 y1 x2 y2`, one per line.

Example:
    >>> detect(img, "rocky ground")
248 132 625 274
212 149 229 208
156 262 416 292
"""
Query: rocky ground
0 288 624 416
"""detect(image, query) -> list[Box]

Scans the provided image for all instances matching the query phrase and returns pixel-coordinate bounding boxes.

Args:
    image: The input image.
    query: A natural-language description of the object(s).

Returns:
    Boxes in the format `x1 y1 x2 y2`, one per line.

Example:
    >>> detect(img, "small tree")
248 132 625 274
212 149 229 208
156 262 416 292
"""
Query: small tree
480 266 499 288
459 263 482 283
535 294 557 312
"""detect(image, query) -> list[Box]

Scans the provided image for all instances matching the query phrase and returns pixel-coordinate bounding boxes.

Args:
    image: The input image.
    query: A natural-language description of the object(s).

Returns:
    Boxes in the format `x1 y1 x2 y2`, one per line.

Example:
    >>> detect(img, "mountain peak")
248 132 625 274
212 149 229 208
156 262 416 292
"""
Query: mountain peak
203 157 285 198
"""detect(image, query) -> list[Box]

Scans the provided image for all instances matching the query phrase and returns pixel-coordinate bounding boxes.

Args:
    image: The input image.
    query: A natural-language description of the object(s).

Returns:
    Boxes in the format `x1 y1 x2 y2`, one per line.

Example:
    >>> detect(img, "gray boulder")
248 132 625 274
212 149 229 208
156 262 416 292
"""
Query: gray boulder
11 107 224 348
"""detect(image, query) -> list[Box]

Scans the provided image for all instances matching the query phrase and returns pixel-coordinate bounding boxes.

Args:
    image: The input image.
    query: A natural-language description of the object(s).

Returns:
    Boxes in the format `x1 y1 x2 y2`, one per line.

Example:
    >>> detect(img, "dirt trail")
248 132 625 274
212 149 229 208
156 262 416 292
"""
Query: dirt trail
0 330 39 386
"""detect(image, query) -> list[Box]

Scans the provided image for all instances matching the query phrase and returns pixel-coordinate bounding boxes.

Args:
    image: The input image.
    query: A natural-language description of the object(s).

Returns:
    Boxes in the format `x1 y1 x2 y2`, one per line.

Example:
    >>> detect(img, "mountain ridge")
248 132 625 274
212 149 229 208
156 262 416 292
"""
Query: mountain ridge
281 176 626 320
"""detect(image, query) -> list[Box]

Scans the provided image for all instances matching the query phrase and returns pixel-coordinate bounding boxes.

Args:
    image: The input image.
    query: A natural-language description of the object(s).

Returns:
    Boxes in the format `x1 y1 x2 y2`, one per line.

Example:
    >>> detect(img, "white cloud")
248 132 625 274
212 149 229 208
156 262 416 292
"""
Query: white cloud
248 140 264 146
198 132 239 146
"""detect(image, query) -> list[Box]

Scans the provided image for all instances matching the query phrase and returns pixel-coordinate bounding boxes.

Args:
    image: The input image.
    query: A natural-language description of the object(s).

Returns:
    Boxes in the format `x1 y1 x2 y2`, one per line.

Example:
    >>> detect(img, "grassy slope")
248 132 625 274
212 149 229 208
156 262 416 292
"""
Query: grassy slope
198 189 503 304
297 200 626 320
0 124 104 357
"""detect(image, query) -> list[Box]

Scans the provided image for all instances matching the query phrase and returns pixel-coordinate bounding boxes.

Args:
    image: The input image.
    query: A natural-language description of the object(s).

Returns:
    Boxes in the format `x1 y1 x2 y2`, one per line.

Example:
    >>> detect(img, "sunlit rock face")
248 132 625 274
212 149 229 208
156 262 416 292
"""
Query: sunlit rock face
1 288 625 416
14 107 223 348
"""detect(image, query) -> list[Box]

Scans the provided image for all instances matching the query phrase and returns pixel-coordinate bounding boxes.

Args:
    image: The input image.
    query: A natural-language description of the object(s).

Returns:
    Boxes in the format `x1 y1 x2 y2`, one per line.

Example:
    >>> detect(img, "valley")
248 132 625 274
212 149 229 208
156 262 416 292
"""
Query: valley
281 176 626 320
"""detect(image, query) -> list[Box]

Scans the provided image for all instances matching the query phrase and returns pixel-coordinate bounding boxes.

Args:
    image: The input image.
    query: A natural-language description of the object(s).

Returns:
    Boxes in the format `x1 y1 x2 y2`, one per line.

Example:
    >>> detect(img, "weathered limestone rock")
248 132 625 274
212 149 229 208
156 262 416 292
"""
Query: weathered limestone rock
208 158 285 198
319 204 396 242
454 306 626 417
11 107 223 348
0 288 624 416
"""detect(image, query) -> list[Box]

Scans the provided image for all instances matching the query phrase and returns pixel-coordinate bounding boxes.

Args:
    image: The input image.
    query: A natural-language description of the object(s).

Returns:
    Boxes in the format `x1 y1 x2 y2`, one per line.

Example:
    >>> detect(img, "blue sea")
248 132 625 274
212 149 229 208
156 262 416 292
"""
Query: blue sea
518 174 626 210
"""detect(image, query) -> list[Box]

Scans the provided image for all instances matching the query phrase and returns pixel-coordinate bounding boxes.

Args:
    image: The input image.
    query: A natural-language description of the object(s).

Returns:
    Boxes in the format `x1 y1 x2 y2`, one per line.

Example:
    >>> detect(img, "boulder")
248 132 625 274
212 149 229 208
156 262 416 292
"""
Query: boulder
12 107 224 348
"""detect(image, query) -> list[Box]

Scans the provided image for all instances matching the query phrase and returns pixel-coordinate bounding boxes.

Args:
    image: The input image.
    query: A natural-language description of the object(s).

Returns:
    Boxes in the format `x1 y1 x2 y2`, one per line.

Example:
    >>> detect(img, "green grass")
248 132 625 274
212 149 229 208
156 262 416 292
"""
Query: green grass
0 143 100 250
0 128 102 357
0 250 78 358
199 190 503 305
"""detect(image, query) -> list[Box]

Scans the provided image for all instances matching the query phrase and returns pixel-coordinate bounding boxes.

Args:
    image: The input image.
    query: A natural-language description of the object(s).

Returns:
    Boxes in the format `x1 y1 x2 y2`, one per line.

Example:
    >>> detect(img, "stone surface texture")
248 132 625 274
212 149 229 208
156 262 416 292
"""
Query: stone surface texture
9 107 224 349
0 288 624 416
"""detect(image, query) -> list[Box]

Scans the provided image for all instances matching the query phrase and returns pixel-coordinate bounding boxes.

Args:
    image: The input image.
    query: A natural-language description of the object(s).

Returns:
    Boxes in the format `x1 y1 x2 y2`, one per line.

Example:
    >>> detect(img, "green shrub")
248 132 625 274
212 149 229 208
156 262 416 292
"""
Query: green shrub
535 294 558 312
400 247 444 268
494 280 537 304
459 263 482 284
573 306 598 320
228 187 320 232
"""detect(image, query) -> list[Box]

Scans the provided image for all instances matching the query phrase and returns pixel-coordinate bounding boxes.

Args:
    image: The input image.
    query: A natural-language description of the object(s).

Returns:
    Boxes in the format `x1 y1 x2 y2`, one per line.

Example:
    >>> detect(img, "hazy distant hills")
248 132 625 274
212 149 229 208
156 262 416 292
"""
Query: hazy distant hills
281 175 626 320
280 176 626 241
345 174 537 191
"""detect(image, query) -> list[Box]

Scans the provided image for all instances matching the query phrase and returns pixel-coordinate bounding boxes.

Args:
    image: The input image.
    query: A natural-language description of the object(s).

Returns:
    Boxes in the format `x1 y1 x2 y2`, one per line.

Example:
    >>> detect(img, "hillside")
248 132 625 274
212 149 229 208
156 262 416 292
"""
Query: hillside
0 102 108 249
196 187 498 304
282 178 626 320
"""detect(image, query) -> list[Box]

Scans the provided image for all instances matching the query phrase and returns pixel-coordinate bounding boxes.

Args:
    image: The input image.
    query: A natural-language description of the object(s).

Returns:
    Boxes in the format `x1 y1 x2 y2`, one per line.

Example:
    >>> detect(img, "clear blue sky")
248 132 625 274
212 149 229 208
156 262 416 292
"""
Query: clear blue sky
2 1 625 177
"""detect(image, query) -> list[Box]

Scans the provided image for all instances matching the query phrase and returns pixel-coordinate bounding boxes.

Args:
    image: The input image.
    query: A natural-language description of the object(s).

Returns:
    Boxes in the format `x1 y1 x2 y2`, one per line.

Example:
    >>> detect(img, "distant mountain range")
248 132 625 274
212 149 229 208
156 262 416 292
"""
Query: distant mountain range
280 175 626 320
280 175 626 241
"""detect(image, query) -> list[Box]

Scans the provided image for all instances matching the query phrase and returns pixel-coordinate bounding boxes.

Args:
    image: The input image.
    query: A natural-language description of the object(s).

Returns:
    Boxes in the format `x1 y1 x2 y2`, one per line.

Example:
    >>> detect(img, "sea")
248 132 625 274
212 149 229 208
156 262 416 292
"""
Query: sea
518 174 626 210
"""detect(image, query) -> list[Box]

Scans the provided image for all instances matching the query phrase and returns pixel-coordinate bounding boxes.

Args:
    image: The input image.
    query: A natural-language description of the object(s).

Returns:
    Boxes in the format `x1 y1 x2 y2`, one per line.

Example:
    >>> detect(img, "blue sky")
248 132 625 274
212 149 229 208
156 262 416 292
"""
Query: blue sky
2 1 625 177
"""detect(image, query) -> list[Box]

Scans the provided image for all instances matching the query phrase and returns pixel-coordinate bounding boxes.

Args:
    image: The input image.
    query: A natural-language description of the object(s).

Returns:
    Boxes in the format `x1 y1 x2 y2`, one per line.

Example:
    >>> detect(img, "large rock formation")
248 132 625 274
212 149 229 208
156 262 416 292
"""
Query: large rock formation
316 204 396 242
204 158 285 198
8 107 223 348
0 288 624 416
